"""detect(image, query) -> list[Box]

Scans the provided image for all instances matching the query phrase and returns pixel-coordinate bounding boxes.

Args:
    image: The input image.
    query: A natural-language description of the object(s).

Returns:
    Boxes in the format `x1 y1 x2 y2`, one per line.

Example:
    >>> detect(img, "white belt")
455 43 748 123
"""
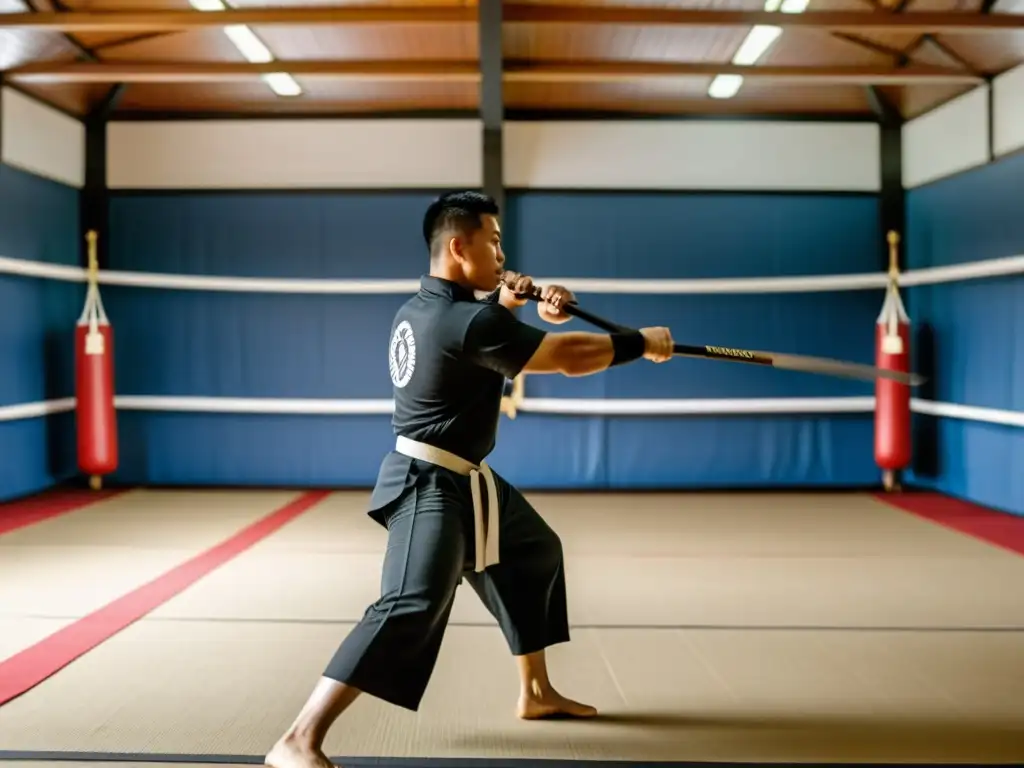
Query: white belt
395 435 499 573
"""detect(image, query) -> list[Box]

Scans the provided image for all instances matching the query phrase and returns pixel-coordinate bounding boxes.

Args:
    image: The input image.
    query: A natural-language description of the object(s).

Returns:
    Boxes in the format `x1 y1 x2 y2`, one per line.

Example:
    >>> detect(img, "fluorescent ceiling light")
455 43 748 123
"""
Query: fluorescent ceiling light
780 0 810 12
763 0 809 11
707 0 808 99
263 73 303 97
224 24 273 63
708 74 744 99
188 0 302 97
732 25 782 65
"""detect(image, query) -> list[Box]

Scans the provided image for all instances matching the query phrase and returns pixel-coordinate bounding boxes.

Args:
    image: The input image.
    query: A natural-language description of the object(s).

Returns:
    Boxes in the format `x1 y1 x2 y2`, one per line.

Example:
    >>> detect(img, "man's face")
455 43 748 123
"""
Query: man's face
454 214 505 292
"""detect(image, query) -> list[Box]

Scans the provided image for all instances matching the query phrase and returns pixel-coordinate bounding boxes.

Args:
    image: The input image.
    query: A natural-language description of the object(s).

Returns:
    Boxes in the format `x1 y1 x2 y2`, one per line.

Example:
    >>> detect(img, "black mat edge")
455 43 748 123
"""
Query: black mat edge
0 752 1008 767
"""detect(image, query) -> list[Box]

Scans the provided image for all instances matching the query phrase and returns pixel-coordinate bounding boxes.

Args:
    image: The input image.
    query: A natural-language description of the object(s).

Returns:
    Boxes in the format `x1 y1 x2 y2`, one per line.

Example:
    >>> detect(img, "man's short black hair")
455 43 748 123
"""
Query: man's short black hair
422 191 500 258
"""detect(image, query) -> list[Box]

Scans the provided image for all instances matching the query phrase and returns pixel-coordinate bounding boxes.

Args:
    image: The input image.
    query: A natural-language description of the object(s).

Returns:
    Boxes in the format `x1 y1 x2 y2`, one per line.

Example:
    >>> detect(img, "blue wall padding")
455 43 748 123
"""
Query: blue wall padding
0 164 81 267
496 414 874 489
0 275 80 406
108 411 878 490
506 192 882 278
518 292 879 400
0 413 78 501
111 413 398 488
906 152 1024 269
105 288 879 402
905 152 1024 517
909 279 1023 413
0 164 82 501
103 189 884 489
602 414 874 488
105 287 407 399
108 192 438 277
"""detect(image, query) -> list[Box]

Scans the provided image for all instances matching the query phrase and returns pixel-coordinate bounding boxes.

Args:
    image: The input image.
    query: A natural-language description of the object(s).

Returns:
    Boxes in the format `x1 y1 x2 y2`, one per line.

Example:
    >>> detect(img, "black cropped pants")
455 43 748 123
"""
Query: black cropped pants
321 459 570 712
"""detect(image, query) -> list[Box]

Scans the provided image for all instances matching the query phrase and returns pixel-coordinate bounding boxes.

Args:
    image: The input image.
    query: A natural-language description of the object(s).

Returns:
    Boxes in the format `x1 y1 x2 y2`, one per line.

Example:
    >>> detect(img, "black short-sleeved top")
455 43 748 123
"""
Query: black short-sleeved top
386 275 548 465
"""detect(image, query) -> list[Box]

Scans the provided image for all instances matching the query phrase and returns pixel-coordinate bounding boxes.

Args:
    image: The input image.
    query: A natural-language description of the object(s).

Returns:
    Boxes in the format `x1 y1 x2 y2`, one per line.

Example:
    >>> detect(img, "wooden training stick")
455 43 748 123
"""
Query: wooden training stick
510 280 925 387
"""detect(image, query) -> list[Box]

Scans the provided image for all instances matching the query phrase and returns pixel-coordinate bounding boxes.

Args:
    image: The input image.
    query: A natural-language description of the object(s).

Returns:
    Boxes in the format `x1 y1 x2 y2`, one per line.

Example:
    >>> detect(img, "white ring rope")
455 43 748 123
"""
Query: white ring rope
2 252 1022 429
520 396 877 415
2 253 1024 294
2 396 1022 430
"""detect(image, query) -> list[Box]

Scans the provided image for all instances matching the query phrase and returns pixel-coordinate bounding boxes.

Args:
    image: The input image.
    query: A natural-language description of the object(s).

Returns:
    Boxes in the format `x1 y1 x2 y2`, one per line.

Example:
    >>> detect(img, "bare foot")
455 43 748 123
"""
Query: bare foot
265 734 338 768
517 689 598 720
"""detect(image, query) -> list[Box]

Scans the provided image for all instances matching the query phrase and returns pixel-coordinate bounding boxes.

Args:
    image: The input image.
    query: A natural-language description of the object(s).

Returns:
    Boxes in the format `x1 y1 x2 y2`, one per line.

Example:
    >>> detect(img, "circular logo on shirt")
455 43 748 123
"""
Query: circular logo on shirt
389 320 416 388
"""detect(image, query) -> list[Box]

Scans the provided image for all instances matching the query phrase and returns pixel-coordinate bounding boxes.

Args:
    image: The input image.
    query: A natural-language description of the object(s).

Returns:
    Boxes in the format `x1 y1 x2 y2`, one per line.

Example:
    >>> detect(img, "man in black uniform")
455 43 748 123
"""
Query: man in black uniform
266 192 674 768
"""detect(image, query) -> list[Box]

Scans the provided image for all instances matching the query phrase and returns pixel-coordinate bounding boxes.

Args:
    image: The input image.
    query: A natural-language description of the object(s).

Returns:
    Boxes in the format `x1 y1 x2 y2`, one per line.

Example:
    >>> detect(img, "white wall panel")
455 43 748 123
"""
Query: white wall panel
107 119 482 189
504 121 880 191
902 86 990 189
1 87 85 188
993 62 1024 158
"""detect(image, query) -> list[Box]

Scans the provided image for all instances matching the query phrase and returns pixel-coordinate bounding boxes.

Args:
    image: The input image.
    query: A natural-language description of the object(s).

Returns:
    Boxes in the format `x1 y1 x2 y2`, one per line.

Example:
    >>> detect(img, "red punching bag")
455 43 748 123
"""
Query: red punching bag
75 231 118 489
874 231 911 492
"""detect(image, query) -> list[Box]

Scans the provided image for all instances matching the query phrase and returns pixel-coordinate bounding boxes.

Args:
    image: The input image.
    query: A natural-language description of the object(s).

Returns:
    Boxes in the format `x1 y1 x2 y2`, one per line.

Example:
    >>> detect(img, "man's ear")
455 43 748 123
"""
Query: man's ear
446 234 466 264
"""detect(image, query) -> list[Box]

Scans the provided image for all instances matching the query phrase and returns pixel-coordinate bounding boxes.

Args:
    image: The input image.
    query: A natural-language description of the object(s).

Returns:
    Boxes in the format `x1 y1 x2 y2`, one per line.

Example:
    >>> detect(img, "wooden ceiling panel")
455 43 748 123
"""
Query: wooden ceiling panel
59 1 478 62
714 79 872 111
113 80 478 113
506 79 871 114
502 0 779 64
62 0 186 5
10 82 113 115
504 24 749 62
226 0 472 6
61 0 476 51
509 77 711 107
762 29 897 67
851 0 985 55
4 0 1023 121
507 79 717 113
0 0 83 69
0 27 80 69
252 23 477 61
96 28 245 61
88 25 478 65
875 82 976 117
932 31 1024 71
61 0 193 50
504 0 763 7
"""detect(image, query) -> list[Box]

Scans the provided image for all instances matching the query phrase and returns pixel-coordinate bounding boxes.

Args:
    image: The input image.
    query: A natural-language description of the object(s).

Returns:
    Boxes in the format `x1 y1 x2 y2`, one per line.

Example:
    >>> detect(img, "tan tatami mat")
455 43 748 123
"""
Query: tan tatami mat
1 489 1023 764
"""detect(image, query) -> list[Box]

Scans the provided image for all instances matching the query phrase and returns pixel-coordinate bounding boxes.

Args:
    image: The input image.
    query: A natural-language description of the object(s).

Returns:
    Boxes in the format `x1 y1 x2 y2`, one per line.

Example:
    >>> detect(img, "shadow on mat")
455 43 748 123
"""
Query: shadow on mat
452 709 1024 761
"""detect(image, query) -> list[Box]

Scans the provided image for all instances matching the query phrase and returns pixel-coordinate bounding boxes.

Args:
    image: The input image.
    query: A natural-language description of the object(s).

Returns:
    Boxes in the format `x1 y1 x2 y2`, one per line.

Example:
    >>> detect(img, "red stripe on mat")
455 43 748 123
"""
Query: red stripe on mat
0 489 330 706
875 491 1024 557
0 488 123 536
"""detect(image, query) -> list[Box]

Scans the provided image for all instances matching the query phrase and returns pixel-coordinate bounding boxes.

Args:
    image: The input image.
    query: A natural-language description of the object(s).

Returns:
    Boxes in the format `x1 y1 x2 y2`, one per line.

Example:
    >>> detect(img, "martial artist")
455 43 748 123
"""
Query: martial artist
266 191 674 768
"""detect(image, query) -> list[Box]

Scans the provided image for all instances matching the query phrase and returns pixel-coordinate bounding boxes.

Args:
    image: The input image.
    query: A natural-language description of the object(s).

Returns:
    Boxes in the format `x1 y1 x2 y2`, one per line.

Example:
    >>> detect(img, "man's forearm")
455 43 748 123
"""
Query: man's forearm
556 333 615 376
523 331 647 377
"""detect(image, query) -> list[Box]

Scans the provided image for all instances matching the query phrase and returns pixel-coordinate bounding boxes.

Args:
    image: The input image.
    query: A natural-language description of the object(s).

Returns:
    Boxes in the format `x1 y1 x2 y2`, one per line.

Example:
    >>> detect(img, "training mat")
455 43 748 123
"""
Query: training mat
0 761 1016 768
0 618 74 663
1 762 1013 768
0 490 307 628
139 491 1024 629
0 618 1022 763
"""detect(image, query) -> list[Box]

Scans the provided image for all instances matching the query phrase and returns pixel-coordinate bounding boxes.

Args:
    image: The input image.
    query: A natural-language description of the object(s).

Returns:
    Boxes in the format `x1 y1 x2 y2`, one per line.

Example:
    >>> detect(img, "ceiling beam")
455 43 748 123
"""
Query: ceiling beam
1 6 1023 33
504 5 1024 31
504 61 985 84
479 0 504 215
4 60 986 85
5 60 480 83
0 7 475 31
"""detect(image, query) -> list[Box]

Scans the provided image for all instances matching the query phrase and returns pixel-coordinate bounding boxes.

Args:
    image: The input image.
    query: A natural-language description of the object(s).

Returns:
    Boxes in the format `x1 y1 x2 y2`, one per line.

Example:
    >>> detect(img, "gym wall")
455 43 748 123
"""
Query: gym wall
0 87 85 501
101 116 883 489
901 62 1024 517
501 121 883 487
